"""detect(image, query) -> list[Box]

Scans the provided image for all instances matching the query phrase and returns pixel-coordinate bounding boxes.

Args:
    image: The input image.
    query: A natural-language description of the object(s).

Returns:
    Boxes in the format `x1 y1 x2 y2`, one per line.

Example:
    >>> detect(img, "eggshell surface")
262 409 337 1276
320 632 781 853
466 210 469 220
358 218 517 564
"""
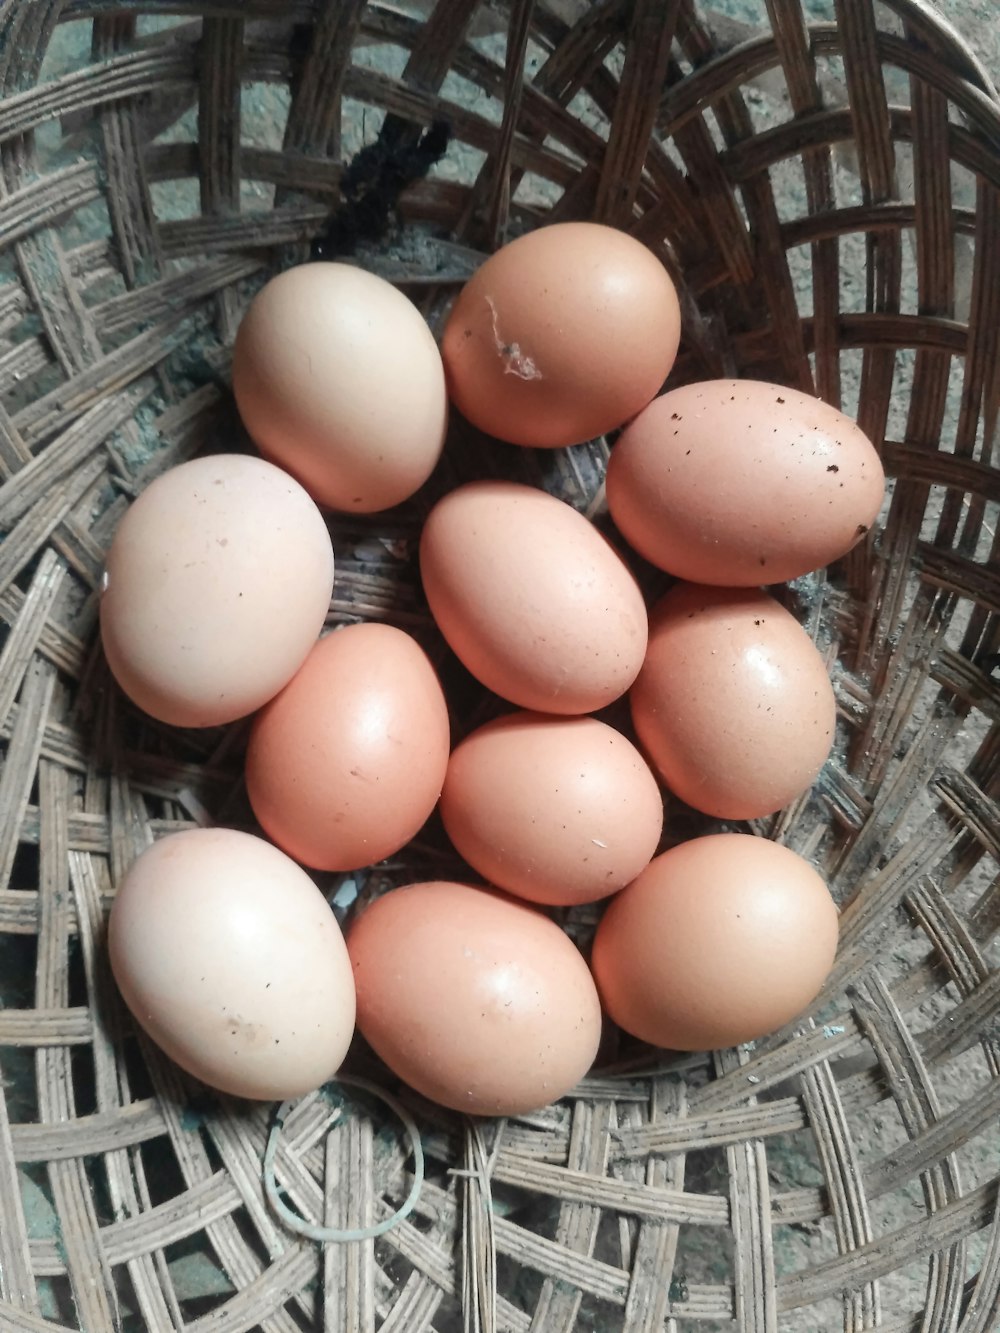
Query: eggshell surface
100 454 334 728
592 834 839 1050
630 583 835 819
442 222 681 447
606 378 885 584
348 881 602 1115
245 624 450 871
232 263 447 512
108 829 356 1100
440 712 663 906
420 481 647 713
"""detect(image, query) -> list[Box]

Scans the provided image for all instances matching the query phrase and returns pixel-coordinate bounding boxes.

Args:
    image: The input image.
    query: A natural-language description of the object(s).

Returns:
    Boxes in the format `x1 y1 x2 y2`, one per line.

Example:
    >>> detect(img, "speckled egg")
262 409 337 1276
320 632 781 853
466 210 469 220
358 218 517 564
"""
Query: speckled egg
606 378 885 584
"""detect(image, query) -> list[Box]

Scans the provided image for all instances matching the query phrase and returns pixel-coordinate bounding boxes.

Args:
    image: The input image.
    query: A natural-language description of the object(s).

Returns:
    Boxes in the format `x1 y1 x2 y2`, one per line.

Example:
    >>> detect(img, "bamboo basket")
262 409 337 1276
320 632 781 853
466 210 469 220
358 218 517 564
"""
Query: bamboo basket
1 1 999 1330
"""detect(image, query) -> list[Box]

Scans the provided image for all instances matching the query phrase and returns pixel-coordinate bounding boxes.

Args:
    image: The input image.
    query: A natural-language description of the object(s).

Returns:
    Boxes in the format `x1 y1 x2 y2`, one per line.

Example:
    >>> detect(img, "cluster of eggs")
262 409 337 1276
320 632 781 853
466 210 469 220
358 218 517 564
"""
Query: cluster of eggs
103 223 883 1116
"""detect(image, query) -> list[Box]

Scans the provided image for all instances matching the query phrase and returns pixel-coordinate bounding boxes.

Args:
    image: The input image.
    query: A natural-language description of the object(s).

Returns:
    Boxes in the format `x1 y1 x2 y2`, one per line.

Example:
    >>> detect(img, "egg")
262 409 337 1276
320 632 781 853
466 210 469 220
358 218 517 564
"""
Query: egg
420 480 647 713
606 378 885 584
441 222 681 447
100 454 334 728
245 624 450 872
440 712 663 906
232 263 447 513
348 881 602 1115
108 829 356 1100
630 582 836 820
591 834 839 1050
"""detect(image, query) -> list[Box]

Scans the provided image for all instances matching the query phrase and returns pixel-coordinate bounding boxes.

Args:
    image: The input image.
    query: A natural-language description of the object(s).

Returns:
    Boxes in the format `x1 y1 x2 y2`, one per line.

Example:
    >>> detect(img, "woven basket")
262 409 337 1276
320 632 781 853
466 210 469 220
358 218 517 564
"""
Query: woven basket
1 1 999 1329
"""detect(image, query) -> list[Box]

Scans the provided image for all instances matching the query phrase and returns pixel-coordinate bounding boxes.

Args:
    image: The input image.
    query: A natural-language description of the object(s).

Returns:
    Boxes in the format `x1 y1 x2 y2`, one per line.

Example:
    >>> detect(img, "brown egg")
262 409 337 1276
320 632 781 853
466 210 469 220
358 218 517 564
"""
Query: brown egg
245 624 450 872
348 881 602 1115
606 378 885 584
630 583 835 820
109 829 356 1100
592 834 839 1050
441 222 681 447
232 263 447 513
100 455 334 728
440 712 663 906
420 481 647 713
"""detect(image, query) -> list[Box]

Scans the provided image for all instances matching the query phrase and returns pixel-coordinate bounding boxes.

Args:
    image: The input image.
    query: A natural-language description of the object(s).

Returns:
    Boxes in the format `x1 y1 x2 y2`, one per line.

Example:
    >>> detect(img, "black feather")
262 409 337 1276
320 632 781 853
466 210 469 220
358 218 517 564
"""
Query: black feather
311 120 452 260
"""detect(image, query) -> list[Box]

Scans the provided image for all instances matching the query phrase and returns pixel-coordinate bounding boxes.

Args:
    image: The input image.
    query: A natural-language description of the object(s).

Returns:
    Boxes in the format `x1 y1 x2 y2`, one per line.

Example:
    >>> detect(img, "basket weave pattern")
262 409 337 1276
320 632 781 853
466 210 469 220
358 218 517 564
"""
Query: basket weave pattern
1 1 999 1330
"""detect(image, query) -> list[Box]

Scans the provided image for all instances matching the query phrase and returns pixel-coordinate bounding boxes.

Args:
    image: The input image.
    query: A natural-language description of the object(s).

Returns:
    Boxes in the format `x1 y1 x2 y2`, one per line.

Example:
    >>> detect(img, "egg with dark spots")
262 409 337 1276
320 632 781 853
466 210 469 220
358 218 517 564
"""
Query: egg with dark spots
347 881 602 1115
606 378 885 584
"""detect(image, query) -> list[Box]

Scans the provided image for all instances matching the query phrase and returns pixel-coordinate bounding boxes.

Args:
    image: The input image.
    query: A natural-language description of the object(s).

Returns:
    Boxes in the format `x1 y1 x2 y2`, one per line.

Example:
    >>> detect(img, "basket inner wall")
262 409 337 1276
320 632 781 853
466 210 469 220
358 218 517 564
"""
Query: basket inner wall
0 2 998 1331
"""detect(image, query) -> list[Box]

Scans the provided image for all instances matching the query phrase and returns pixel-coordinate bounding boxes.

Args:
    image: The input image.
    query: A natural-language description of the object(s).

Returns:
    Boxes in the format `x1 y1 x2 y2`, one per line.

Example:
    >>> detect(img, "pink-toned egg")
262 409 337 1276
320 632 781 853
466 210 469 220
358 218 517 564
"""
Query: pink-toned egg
592 834 839 1050
440 712 663 906
420 480 647 714
245 624 450 872
442 223 681 448
348 881 602 1115
630 582 836 820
